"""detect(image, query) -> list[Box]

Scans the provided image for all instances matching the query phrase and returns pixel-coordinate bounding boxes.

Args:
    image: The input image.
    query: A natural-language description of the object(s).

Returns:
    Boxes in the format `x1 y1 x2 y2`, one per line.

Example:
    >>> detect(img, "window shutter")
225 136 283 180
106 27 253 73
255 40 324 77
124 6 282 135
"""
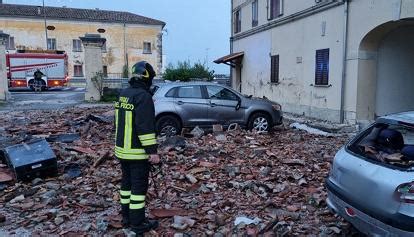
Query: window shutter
74 65 84 77
267 0 270 20
279 0 284 16
315 49 329 85
252 0 258 27
233 10 242 33
8 37 15 50
234 11 237 33
238 11 241 33
268 0 283 20
274 0 280 19
271 55 279 83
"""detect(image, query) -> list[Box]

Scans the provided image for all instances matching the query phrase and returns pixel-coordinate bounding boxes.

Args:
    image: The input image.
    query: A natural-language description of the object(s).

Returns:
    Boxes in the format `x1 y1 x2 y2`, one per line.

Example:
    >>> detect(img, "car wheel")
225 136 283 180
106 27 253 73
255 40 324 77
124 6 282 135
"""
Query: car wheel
28 80 35 91
248 113 272 132
40 80 47 91
156 115 182 137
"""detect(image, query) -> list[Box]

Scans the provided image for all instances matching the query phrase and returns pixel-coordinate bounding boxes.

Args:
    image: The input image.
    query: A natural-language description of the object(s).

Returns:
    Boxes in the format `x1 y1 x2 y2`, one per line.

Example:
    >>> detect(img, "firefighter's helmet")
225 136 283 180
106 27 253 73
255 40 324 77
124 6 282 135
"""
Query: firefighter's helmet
130 61 156 82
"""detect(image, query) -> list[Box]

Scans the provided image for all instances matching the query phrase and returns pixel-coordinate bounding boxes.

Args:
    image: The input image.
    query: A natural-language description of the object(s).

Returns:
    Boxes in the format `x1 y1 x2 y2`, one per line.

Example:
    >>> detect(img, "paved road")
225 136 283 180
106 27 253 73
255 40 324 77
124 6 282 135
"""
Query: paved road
1 87 86 111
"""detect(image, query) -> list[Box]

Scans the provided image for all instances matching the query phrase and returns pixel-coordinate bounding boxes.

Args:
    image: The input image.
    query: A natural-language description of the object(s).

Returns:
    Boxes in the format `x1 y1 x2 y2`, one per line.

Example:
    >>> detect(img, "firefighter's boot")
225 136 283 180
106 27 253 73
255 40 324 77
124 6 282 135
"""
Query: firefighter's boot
121 204 130 228
131 219 159 235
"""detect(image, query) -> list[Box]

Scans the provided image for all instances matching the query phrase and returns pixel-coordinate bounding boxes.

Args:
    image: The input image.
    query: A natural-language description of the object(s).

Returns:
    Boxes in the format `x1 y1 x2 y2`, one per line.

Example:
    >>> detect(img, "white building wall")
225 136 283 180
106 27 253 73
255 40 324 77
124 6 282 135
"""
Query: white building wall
233 0 319 31
231 0 414 123
233 4 345 122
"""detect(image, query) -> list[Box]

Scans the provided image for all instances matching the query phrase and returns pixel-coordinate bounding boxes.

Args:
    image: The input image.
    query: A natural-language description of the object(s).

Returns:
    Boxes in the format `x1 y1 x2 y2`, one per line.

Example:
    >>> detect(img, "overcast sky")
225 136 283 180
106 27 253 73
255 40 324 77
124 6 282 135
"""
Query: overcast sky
3 0 231 74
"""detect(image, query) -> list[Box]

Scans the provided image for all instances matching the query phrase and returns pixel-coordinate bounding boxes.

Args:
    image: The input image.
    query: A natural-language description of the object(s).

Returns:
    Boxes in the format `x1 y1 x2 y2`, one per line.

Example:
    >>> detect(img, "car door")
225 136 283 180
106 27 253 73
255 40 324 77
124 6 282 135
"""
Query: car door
174 85 210 127
206 85 245 125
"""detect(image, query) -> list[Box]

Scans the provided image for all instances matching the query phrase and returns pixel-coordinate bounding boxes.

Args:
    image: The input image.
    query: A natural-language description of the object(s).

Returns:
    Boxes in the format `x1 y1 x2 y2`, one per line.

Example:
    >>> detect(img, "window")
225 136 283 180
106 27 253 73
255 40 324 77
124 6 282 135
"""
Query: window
102 41 107 53
315 49 330 86
271 55 279 83
6 36 15 50
177 86 202 98
206 86 238 101
252 0 258 27
47 38 56 50
165 87 177 97
234 9 242 33
72 39 82 52
348 123 414 168
268 0 283 20
103 66 108 77
74 65 83 77
143 42 151 54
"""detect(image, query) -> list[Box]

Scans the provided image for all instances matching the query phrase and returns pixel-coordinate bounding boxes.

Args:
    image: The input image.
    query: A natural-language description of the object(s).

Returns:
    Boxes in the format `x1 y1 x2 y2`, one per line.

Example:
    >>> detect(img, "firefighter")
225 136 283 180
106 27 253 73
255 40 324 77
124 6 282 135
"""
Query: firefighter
33 69 44 91
114 61 160 234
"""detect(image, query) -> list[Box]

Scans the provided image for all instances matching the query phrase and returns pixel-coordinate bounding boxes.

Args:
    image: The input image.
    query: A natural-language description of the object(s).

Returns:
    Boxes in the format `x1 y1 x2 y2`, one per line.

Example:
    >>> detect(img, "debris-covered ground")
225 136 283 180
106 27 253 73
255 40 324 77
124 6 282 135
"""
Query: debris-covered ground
0 106 360 236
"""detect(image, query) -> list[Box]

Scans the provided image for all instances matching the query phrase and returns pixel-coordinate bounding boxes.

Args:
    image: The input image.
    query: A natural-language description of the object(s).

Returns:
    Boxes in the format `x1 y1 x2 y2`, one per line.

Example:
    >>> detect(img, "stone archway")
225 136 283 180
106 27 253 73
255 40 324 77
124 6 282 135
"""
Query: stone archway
356 20 414 121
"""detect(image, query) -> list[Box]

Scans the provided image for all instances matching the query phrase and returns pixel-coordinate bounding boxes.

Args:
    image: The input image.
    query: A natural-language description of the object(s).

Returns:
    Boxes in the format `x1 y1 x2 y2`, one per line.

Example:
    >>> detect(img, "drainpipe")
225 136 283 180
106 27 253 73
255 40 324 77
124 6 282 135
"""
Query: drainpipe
42 0 48 49
230 38 234 88
123 22 130 77
230 0 234 89
339 0 349 124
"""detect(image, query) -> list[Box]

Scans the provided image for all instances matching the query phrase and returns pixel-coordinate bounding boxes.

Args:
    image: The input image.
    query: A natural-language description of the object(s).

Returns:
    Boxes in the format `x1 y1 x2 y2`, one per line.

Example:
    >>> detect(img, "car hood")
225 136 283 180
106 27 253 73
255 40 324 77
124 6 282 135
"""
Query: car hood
244 96 280 105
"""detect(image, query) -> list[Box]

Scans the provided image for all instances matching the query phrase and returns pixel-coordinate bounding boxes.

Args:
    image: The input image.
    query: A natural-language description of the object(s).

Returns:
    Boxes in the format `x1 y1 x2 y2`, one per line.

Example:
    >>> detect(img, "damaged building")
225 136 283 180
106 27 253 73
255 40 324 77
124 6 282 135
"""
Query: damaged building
0 3 165 78
217 0 414 126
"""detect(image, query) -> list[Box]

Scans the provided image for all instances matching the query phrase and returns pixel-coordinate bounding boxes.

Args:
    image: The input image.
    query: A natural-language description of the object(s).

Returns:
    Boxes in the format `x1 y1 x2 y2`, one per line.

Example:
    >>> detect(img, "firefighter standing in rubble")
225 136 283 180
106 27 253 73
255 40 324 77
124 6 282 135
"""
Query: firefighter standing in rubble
114 61 160 234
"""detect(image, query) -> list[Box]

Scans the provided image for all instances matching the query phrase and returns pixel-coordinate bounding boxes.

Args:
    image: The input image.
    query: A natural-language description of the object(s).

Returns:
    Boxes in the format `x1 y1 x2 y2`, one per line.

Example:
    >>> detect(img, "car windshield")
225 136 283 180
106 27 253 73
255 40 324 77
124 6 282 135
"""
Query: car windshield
348 123 414 169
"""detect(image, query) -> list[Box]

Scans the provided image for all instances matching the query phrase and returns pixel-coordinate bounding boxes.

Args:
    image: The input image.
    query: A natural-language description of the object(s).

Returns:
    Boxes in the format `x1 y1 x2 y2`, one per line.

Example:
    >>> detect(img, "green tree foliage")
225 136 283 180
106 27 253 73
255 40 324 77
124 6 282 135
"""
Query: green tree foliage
163 61 214 81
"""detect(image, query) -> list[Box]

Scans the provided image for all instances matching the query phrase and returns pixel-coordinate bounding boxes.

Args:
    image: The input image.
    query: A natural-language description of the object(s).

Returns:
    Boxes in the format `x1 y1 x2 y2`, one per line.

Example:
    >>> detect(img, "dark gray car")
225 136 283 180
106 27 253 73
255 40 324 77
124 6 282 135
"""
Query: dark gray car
327 112 414 236
152 82 283 136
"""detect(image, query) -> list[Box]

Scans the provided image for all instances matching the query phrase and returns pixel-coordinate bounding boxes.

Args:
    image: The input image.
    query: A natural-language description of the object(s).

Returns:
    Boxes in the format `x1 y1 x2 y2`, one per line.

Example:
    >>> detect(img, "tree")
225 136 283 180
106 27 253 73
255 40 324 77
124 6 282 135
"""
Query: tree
163 61 214 81
91 71 105 96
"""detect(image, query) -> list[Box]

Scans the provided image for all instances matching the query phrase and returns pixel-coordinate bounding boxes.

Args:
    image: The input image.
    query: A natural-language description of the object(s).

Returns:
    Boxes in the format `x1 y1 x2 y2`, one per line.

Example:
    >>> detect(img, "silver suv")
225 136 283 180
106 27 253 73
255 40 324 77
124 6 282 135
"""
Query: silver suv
152 82 283 136
327 112 414 236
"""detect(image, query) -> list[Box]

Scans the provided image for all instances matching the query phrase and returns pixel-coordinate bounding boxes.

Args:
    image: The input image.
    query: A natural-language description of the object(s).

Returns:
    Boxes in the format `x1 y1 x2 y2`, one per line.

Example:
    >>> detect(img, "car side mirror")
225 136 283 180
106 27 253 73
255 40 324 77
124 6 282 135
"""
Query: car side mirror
235 97 241 111
150 88 156 96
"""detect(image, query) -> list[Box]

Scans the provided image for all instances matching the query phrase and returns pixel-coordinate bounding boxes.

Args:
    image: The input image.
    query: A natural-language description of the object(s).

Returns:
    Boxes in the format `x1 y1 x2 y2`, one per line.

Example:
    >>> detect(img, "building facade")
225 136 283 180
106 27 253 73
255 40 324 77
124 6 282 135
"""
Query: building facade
0 3 165 79
222 0 414 125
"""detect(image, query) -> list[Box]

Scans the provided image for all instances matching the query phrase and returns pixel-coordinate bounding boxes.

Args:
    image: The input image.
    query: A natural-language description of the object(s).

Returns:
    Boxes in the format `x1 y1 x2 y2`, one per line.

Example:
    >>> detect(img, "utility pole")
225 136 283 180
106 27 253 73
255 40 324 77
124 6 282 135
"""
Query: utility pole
43 0 48 49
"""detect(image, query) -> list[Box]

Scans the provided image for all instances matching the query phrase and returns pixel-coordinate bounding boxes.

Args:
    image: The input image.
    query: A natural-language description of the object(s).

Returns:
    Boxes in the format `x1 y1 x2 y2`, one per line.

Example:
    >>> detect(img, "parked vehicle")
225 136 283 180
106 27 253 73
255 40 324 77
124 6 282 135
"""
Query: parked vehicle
326 112 414 236
153 82 283 136
7 52 68 91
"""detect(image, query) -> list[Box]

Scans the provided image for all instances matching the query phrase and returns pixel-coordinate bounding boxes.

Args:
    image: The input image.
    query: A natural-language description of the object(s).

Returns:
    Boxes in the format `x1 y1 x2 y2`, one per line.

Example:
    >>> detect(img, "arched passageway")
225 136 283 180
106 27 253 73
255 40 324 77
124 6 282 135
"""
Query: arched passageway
357 20 414 120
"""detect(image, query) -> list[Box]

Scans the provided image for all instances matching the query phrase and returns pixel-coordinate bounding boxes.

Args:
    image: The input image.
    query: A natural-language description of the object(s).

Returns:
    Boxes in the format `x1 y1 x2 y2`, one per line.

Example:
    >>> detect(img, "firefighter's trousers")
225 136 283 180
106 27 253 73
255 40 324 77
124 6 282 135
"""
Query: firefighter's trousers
119 159 150 226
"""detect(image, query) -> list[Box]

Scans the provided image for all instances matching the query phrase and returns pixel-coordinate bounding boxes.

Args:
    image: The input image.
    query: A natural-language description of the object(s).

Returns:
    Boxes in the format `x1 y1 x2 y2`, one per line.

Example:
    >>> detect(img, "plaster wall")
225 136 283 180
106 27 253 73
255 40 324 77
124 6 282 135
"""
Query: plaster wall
0 17 163 77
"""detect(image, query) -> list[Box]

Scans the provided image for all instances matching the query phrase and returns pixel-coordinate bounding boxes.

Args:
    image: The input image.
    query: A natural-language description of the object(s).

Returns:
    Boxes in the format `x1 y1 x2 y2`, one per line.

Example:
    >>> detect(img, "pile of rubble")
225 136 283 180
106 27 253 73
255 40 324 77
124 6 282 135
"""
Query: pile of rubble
0 106 356 236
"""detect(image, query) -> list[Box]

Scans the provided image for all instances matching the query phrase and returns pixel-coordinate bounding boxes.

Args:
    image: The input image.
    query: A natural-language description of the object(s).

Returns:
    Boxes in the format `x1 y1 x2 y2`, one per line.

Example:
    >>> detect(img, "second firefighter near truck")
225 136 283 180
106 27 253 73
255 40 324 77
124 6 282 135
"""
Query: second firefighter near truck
114 61 160 235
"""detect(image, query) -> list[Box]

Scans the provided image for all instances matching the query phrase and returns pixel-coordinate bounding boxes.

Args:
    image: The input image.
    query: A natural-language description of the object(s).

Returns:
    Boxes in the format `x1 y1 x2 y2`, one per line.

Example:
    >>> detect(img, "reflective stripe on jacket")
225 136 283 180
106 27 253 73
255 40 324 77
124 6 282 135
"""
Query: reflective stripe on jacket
114 83 157 160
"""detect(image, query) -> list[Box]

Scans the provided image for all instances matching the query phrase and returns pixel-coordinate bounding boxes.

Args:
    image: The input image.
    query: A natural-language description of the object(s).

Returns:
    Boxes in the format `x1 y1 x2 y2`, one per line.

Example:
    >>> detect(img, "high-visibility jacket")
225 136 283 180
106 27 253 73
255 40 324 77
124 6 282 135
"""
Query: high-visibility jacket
114 83 157 160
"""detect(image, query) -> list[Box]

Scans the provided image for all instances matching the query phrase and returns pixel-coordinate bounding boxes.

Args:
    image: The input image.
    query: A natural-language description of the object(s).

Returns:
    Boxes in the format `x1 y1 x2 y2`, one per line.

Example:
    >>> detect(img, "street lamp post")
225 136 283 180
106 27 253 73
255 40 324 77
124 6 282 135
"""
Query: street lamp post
43 0 48 49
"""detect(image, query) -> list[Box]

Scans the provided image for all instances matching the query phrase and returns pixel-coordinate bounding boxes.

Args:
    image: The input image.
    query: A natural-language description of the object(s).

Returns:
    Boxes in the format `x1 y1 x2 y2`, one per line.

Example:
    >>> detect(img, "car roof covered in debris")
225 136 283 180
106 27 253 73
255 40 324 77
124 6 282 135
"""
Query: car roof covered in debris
377 111 414 125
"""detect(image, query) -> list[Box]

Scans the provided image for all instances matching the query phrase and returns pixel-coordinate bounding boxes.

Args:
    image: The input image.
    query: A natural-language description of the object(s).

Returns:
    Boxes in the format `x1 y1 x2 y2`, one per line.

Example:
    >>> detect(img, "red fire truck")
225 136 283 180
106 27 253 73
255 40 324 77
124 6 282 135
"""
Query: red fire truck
7 51 69 91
